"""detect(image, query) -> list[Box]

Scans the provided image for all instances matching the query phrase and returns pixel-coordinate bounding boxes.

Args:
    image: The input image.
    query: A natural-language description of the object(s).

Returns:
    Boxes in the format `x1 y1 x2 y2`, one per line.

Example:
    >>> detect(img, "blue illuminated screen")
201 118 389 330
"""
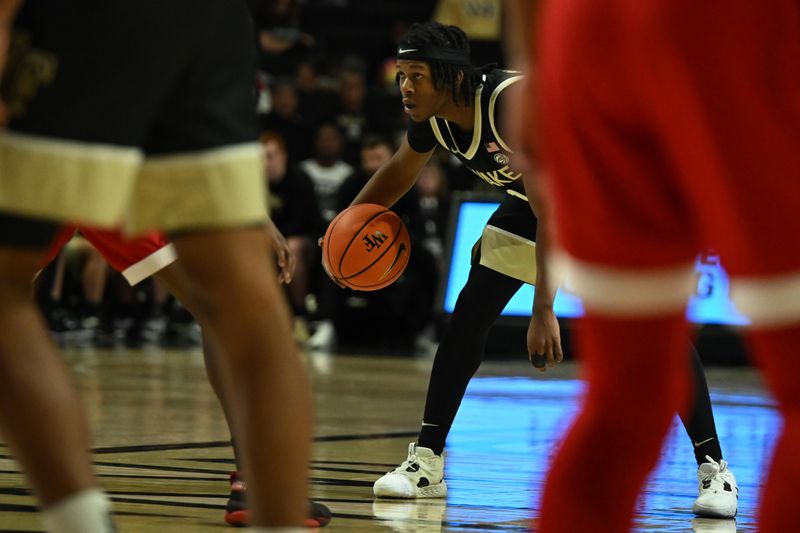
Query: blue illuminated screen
442 201 749 325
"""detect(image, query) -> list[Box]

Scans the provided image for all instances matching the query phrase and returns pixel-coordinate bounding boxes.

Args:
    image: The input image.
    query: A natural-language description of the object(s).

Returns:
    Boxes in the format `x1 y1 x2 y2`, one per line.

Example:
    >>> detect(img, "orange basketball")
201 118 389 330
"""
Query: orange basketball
322 203 411 291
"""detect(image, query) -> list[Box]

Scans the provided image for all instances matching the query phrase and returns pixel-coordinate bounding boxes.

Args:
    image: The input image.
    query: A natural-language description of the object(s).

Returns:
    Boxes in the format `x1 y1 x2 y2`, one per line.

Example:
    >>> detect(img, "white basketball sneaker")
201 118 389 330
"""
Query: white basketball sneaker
374 443 447 499
693 456 738 518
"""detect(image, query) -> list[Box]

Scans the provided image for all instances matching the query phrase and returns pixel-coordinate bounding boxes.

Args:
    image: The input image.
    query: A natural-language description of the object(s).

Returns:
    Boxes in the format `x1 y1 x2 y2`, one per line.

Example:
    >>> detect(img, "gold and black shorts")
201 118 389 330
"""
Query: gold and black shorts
472 192 539 285
0 0 267 236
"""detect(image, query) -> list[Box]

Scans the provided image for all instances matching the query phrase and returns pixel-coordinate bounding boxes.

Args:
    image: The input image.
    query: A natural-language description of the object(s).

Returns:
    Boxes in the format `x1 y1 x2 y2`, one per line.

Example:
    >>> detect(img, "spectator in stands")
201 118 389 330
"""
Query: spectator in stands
251 0 315 76
295 60 337 130
415 160 451 267
299 123 354 224
335 66 369 165
261 78 314 165
333 57 405 164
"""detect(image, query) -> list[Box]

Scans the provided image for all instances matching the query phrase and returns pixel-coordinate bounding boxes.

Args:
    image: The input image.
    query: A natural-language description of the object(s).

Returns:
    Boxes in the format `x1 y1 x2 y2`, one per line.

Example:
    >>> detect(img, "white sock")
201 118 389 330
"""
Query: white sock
41 489 115 533
247 528 307 533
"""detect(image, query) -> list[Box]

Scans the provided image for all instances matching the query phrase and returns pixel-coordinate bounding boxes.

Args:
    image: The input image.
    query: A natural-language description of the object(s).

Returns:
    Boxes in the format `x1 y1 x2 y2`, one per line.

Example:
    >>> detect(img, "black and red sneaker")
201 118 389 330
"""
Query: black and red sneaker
307 500 332 528
223 471 332 528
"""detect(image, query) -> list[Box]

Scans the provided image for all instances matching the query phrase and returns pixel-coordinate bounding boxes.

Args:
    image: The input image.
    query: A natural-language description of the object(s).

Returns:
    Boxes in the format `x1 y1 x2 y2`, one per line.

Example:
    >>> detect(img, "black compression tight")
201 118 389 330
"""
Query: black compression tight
683 343 723 465
418 263 723 466
419 264 522 454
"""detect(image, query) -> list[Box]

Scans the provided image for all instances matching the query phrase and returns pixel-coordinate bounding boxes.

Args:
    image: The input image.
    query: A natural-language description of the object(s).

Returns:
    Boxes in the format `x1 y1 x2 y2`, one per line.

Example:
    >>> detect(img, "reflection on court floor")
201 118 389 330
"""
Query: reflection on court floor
0 350 775 532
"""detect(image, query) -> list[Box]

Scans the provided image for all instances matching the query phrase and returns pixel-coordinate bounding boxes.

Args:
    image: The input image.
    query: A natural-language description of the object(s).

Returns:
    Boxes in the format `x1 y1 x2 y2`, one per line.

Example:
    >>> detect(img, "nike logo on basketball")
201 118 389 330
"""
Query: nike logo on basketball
693 437 715 448
398 48 419 54
378 243 407 281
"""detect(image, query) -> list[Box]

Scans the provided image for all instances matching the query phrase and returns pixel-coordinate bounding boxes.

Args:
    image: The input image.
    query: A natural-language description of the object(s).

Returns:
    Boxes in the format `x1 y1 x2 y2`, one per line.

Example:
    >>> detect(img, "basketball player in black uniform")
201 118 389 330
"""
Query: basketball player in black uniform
337 21 737 518
0 1 313 531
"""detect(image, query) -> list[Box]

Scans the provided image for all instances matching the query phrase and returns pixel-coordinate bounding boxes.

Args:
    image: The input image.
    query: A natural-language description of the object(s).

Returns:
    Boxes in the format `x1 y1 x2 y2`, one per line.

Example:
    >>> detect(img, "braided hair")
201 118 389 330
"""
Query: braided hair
399 22 482 107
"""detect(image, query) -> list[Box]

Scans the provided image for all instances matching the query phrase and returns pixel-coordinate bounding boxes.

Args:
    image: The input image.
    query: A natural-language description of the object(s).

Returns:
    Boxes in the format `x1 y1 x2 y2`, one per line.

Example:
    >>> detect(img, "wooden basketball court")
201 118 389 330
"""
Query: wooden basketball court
0 347 771 532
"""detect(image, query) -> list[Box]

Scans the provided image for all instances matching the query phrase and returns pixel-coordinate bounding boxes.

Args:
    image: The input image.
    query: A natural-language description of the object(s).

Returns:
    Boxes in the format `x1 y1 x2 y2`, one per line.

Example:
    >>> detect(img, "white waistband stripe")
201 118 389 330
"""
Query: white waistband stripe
551 251 695 316
732 272 800 327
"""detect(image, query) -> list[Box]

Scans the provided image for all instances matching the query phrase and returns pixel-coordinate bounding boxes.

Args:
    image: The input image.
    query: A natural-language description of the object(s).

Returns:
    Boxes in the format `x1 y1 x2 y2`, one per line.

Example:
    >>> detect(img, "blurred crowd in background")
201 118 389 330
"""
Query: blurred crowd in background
35 0 508 354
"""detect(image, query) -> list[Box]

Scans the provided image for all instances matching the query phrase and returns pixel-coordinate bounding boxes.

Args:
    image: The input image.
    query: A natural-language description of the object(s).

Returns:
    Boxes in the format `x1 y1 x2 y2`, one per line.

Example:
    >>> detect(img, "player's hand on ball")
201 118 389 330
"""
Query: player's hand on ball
318 235 346 288
528 310 563 372
321 253 346 289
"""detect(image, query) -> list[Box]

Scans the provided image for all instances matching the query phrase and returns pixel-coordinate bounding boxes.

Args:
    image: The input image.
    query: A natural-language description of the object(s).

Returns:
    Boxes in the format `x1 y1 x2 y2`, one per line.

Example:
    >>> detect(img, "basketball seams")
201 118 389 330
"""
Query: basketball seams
342 221 409 287
323 209 346 282
345 249 409 288
340 213 403 281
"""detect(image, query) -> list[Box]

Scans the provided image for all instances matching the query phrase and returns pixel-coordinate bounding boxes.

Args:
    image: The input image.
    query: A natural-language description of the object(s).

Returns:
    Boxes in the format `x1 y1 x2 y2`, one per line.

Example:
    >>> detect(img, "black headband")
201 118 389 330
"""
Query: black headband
396 43 471 66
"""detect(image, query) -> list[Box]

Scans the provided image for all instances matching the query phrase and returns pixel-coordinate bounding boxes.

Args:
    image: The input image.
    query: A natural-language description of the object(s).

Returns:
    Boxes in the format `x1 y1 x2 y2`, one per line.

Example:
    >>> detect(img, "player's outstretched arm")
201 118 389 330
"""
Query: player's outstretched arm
521 127 562 370
351 135 434 208
501 0 562 371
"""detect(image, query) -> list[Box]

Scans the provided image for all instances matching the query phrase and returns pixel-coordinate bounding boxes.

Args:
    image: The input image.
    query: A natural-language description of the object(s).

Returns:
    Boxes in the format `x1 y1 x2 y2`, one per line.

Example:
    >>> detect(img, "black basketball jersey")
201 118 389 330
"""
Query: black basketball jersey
406 68 524 193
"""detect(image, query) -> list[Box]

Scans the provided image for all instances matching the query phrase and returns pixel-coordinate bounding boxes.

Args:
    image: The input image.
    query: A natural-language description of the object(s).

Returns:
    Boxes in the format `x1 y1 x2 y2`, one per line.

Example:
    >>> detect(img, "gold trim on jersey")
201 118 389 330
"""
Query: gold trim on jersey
429 117 449 150
128 142 267 234
479 224 538 286
488 75 523 153
0 131 142 226
428 84 484 160
505 189 529 202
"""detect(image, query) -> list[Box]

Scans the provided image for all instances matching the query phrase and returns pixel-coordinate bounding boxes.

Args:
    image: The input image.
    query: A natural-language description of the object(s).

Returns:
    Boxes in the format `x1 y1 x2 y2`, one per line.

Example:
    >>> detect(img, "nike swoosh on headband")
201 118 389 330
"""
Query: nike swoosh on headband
398 48 419 54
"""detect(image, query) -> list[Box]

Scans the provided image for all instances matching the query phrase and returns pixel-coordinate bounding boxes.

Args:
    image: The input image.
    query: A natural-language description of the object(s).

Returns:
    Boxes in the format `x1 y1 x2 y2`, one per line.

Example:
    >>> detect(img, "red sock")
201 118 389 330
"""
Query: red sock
537 313 690 533
746 324 800 533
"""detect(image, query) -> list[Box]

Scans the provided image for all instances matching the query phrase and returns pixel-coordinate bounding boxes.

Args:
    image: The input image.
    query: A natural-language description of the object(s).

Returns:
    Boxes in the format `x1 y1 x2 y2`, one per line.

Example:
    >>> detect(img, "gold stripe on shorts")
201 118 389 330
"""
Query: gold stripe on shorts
479 224 538 285
128 143 268 234
0 131 142 226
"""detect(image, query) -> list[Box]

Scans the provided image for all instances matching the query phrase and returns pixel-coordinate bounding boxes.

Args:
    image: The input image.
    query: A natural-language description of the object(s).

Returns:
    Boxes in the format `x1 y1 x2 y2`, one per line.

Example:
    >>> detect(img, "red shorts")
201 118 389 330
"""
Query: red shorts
44 227 177 285
537 0 800 323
